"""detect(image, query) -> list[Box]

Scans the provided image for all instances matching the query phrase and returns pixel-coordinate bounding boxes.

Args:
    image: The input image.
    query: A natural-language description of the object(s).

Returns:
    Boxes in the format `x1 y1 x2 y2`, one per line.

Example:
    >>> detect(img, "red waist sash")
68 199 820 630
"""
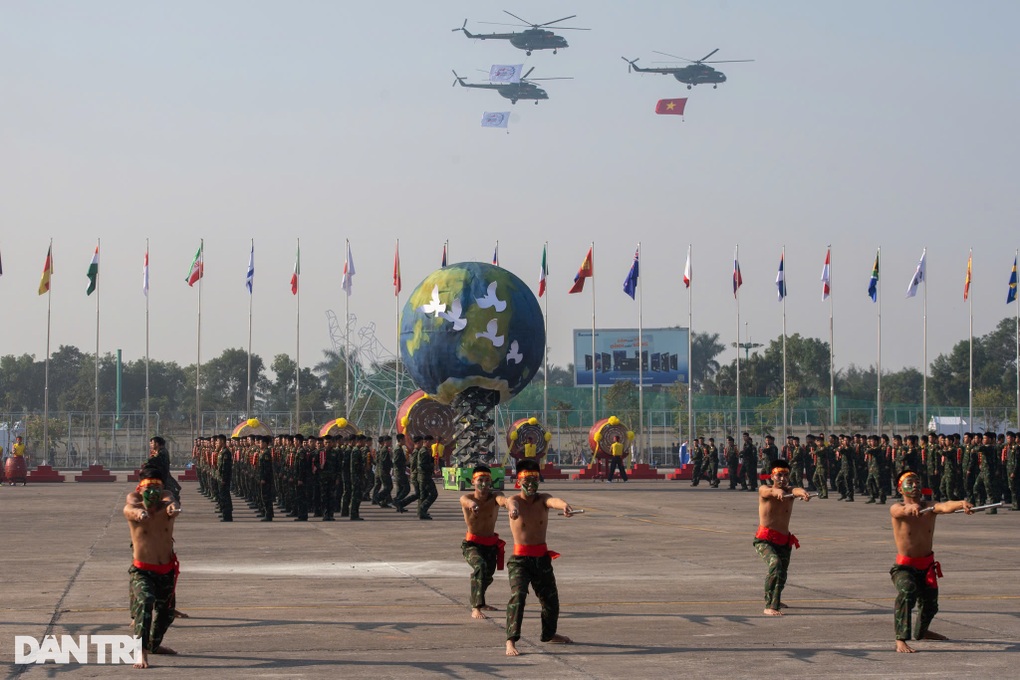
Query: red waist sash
895 553 942 589
513 543 561 560
132 553 179 576
466 532 507 570
755 525 800 549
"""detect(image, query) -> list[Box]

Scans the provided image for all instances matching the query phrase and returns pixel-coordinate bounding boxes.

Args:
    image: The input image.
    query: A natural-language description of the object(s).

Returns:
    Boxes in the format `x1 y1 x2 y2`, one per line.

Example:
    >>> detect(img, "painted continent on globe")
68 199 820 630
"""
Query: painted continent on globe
400 262 545 404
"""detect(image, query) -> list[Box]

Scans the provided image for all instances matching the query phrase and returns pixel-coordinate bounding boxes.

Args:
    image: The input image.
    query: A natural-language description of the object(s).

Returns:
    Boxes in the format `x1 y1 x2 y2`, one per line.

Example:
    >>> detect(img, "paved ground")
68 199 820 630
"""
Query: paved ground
1 475 1017 679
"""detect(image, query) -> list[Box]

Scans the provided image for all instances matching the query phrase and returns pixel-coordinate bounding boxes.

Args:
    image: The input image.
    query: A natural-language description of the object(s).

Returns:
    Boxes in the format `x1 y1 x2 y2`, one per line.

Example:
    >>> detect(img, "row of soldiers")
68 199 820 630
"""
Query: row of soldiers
686 431 1018 512
191 432 447 521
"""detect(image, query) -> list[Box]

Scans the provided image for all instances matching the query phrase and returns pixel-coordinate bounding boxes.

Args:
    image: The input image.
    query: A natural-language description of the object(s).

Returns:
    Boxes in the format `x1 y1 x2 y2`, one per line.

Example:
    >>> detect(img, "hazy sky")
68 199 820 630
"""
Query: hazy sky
2 1 1018 381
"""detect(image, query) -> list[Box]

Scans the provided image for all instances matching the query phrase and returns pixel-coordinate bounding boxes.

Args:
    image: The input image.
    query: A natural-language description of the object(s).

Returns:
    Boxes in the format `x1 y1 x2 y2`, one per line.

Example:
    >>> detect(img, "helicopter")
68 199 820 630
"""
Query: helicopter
452 11 589 55
621 49 753 89
451 68 571 104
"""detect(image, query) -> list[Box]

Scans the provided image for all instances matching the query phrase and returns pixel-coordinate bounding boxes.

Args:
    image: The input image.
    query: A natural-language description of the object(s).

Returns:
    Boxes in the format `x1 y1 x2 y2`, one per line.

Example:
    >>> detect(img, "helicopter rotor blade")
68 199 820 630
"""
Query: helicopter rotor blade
451 70 462 87
621 56 638 73
502 10 534 26
522 66 535 80
538 15 576 27
698 48 720 62
548 26 591 31
451 19 467 32
477 20 529 28
653 50 694 63
527 77 573 81
702 59 755 64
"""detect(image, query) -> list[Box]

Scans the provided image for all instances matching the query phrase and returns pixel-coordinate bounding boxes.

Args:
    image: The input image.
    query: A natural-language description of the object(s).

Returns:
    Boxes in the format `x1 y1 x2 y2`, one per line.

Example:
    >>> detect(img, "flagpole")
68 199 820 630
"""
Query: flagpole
542 241 549 427
876 247 882 433
636 242 644 463
590 241 597 427
44 239 52 463
735 245 741 435
344 238 351 416
196 238 203 438
247 238 253 417
828 247 835 430
781 246 787 446
687 244 693 447
295 238 301 431
395 238 401 427
144 239 150 439
968 248 973 427
922 247 928 432
94 238 101 464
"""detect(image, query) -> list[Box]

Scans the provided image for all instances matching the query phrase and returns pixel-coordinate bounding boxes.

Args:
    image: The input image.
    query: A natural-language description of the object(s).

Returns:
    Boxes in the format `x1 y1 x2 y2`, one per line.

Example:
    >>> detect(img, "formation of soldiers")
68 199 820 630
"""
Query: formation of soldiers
687 430 1018 512
191 432 449 521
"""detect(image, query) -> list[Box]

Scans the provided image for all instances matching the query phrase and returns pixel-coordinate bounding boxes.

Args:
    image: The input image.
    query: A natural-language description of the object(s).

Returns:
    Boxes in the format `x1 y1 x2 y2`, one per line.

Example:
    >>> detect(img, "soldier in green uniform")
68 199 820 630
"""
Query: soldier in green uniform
417 435 439 519
971 432 1001 513
378 436 394 508
257 436 275 521
724 436 739 490
392 433 410 506
213 434 233 521
339 435 354 517
348 435 366 520
689 437 705 486
1005 432 1019 510
811 436 829 498
705 437 720 487
835 435 855 502
864 434 887 504
739 432 758 491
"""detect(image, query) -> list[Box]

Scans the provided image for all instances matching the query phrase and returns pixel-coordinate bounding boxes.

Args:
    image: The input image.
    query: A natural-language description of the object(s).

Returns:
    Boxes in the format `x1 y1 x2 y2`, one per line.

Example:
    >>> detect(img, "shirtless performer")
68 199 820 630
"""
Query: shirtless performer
124 463 182 668
753 458 810 616
504 458 574 656
460 464 508 619
889 469 972 652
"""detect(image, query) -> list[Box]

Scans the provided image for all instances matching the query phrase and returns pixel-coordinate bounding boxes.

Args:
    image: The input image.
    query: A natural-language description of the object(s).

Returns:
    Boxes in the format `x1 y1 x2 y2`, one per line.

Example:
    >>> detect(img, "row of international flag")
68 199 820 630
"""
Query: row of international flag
10 242 1019 305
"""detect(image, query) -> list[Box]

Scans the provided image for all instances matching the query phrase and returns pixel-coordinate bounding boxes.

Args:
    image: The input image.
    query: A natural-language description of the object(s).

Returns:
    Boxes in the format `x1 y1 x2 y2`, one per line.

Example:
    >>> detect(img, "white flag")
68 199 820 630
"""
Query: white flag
489 64 523 83
481 112 510 129
341 241 356 296
905 249 926 298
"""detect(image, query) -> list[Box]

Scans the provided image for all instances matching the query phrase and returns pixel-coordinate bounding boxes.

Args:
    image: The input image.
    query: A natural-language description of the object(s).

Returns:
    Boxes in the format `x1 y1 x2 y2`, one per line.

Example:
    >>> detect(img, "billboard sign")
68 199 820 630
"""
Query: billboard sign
573 327 689 387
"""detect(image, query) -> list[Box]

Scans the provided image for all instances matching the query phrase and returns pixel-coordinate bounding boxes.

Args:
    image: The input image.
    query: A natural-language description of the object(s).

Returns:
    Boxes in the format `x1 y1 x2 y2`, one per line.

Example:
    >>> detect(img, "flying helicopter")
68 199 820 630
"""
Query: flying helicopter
621 49 753 89
451 68 571 104
452 11 589 55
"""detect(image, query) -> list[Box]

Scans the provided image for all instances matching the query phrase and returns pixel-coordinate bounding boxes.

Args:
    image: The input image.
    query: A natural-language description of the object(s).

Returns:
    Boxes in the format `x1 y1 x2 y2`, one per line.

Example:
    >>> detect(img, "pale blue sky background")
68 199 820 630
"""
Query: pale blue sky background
2 1 1017 379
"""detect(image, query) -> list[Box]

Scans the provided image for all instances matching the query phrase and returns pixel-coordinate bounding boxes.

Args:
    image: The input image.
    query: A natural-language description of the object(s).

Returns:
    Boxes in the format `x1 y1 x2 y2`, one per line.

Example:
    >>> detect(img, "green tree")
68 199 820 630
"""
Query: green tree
603 380 639 425
691 332 726 390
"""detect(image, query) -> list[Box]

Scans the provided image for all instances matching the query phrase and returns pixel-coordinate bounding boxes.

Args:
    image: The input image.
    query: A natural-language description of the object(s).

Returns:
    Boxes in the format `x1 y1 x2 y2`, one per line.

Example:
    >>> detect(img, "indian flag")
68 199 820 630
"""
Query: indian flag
86 245 99 295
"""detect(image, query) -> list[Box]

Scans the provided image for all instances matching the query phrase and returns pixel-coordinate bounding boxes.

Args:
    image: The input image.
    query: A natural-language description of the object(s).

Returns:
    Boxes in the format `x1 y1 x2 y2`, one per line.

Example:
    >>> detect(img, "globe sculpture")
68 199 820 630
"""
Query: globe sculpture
400 262 545 464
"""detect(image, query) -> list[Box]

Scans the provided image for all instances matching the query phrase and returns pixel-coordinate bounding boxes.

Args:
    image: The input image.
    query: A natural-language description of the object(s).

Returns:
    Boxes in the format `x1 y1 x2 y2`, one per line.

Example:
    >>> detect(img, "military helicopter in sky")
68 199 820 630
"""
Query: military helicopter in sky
621 49 754 89
451 68 571 104
452 11 589 55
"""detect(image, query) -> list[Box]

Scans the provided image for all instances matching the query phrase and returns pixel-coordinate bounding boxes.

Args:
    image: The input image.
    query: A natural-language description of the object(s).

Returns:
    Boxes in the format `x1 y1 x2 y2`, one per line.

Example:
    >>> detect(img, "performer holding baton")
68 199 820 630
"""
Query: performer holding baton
753 459 811 616
889 469 973 653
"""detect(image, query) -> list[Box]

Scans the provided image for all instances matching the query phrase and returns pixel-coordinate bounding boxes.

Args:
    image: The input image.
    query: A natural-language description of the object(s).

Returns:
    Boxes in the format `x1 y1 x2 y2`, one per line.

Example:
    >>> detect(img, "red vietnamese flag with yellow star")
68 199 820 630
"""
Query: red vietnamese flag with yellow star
655 98 687 115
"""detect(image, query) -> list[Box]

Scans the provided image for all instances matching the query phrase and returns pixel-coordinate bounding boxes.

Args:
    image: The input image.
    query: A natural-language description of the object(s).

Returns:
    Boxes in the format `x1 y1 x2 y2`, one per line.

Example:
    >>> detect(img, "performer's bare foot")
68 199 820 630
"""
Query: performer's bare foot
506 640 520 656
133 649 150 669
922 631 947 640
763 608 783 616
895 639 916 653
544 633 572 644
150 645 177 655
471 607 487 620
172 609 189 618
481 605 497 611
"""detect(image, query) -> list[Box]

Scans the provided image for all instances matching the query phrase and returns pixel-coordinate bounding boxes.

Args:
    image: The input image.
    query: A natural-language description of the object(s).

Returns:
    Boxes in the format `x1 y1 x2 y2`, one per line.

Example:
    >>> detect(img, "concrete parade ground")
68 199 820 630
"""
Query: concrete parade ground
0 475 1017 679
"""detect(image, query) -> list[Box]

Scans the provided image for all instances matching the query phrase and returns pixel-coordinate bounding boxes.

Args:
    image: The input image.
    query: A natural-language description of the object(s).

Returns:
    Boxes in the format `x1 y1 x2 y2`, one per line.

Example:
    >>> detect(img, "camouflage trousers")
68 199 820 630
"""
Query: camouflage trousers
129 564 177 652
812 466 829 497
890 564 939 641
753 539 792 610
866 471 885 502
506 554 559 642
461 540 498 609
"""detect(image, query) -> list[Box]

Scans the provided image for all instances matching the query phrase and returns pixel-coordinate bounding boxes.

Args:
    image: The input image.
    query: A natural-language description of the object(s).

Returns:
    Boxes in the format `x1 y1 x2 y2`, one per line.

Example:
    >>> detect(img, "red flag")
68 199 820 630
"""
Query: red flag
290 244 300 295
393 241 402 296
568 247 593 294
733 255 743 297
655 98 687 115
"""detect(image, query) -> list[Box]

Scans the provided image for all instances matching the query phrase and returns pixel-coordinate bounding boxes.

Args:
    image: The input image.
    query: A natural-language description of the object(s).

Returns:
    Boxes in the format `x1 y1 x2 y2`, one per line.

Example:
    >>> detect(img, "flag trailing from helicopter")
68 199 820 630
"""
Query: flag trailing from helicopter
481 112 509 128
655 98 687 115
489 64 524 83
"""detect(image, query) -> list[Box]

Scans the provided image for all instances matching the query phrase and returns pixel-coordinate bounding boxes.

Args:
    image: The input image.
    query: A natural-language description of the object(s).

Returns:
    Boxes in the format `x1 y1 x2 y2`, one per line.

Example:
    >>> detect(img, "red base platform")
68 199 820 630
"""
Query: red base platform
178 468 198 482
666 464 693 481
540 463 569 479
26 465 66 483
625 463 665 480
75 464 117 482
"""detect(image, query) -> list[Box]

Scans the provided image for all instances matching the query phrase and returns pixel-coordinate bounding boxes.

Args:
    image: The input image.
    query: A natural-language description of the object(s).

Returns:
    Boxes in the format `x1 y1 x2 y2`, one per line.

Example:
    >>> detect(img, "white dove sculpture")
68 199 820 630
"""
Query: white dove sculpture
439 299 467 331
506 340 523 364
419 285 446 317
475 319 505 348
475 281 507 312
